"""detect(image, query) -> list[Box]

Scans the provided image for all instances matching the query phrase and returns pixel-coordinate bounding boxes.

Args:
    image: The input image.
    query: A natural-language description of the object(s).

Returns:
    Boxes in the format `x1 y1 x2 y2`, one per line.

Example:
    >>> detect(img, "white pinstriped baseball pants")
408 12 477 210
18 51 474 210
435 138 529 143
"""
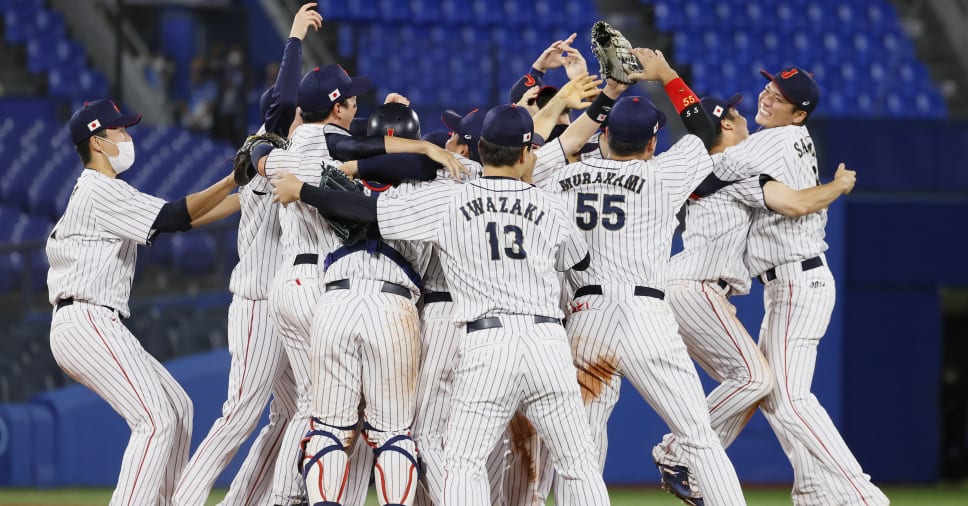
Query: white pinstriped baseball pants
758 266 887 506
565 291 746 506
50 302 193 506
653 280 774 477
413 301 551 506
307 279 420 506
442 315 608 506
270 264 372 505
172 297 298 506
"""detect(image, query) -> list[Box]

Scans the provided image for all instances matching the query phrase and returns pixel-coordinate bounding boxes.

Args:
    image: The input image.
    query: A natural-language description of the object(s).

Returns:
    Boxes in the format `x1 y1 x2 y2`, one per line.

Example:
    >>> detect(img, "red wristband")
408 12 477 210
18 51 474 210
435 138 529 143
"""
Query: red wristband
664 77 700 114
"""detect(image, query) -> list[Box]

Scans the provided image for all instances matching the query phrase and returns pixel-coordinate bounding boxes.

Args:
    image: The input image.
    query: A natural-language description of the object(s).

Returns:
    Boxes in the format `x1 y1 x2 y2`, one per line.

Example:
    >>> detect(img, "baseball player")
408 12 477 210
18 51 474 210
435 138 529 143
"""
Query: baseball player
650 89 866 505
531 49 750 505
681 67 888 506
46 99 237 505
170 6 321 505
256 96 462 506
258 63 379 506
272 104 610 506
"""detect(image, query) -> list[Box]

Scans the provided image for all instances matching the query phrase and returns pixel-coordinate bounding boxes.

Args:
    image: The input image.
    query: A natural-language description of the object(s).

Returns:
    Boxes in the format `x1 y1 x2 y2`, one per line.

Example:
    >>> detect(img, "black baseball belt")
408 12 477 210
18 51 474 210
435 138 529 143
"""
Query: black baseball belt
421 291 453 304
294 253 318 266
465 315 563 333
758 256 823 283
573 284 665 300
325 278 411 299
55 297 121 316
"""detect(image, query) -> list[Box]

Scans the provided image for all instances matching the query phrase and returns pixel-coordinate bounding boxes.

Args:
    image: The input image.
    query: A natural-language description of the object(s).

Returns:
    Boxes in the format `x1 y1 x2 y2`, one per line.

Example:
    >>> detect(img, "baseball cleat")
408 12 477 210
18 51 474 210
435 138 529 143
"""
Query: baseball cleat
655 462 704 506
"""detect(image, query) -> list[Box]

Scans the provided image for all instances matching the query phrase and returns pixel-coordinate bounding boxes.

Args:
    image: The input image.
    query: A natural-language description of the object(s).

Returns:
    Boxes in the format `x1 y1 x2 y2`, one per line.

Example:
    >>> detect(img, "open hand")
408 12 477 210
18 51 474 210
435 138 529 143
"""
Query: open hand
289 3 322 40
270 171 304 206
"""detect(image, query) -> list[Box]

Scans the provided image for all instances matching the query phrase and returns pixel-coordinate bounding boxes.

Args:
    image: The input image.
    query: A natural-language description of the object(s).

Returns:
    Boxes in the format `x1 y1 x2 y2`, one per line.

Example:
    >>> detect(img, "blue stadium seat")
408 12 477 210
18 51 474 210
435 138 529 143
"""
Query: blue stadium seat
4 5 37 44
171 234 216 275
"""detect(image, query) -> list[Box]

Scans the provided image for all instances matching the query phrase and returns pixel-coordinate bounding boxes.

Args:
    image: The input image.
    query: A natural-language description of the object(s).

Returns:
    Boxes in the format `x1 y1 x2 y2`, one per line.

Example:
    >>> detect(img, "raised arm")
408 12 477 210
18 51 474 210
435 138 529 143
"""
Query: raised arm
263 3 322 136
629 48 716 150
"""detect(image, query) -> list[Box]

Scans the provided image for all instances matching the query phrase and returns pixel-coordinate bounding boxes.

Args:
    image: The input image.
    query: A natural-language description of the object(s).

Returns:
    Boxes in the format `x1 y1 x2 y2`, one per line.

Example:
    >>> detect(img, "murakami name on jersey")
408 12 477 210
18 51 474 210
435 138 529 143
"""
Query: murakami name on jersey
458 196 546 224
557 171 647 193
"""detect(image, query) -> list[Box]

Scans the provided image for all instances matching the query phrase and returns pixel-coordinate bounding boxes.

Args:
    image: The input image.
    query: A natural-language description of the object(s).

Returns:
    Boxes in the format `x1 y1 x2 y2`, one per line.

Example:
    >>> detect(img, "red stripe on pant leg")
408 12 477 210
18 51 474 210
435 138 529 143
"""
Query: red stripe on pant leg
781 282 869 505
702 283 755 414
241 424 287 506
86 310 156 506
177 299 258 496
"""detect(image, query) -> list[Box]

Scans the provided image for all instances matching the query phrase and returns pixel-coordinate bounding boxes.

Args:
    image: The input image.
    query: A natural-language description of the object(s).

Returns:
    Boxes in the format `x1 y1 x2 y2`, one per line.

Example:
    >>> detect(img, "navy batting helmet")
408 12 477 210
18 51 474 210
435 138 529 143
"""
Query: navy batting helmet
366 103 420 139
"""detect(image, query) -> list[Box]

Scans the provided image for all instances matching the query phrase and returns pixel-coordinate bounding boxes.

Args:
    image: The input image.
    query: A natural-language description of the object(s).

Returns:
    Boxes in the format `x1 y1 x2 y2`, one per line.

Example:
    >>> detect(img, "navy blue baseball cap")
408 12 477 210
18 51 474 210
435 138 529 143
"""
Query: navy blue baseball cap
760 66 820 114
702 93 743 122
480 104 536 148
508 72 543 104
442 108 485 160
298 64 372 113
421 130 451 148
69 99 141 145
606 96 667 144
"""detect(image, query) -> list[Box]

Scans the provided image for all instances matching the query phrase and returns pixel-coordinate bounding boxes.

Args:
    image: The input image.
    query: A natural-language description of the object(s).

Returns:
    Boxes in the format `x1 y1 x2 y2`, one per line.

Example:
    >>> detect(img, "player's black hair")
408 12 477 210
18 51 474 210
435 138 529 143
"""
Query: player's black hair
75 131 107 166
712 108 739 148
605 134 650 158
300 96 349 124
478 138 528 167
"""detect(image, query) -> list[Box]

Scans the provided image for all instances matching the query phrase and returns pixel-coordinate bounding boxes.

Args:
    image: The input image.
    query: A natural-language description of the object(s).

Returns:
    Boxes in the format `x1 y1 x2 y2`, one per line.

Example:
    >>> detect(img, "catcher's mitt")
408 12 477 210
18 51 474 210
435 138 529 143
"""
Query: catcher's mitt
317 162 368 245
233 132 290 185
590 21 643 85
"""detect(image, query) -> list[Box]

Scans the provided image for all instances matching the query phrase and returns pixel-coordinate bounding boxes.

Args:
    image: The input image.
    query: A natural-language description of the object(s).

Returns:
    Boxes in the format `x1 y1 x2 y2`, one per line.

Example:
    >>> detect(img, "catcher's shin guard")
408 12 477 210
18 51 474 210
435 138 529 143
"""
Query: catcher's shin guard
301 418 356 505
365 426 419 506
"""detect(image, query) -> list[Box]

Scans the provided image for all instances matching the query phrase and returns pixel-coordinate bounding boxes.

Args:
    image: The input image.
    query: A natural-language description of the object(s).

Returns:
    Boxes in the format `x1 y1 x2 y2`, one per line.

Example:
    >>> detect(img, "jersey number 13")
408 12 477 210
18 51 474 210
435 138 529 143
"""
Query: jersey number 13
485 221 527 260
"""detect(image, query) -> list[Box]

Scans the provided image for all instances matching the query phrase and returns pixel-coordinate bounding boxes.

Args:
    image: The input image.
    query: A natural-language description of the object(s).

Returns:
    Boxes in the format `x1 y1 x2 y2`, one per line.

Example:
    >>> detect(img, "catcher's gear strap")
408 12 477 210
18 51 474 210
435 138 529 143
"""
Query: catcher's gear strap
152 198 192 234
358 153 440 183
326 133 386 162
585 93 617 123
573 252 591 272
324 239 424 290
299 184 376 223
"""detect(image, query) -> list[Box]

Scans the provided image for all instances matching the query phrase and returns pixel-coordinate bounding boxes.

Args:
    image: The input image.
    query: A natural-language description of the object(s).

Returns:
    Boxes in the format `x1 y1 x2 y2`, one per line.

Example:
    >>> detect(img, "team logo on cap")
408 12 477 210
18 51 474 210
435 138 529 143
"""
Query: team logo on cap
328 89 341 101
522 132 532 142
781 68 799 79
87 119 101 131
713 105 725 118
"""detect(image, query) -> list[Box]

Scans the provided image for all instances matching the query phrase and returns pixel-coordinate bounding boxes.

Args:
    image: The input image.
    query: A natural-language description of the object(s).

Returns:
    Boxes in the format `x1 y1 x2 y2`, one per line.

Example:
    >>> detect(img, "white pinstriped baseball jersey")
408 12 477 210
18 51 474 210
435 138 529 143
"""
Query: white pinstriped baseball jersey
545 135 714 290
263 123 347 261
531 138 568 189
720 125 828 276
47 170 165 317
377 177 588 323
229 173 285 299
418 155 482 293
668 153 755 295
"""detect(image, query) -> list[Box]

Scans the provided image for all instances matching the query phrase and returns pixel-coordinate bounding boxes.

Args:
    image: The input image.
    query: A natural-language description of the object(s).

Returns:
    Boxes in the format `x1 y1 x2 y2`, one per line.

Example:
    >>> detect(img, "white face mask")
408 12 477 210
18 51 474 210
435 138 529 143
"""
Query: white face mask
98 137 136 174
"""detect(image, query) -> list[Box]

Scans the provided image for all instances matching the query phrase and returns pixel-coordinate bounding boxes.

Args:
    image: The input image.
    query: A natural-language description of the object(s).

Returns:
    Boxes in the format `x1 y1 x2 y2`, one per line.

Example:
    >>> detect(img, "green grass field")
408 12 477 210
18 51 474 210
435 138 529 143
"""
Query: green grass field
0 486 965 505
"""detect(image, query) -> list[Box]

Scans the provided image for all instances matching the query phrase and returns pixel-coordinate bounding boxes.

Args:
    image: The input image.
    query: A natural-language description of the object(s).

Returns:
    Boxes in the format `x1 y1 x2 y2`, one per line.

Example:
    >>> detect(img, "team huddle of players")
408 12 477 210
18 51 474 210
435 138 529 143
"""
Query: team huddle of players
46 5 890 506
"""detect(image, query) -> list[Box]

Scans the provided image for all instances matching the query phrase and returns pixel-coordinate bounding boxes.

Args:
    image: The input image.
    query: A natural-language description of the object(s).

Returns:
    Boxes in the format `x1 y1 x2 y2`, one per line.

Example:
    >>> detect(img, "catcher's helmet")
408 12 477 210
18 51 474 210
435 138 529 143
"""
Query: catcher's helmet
367 103 420 140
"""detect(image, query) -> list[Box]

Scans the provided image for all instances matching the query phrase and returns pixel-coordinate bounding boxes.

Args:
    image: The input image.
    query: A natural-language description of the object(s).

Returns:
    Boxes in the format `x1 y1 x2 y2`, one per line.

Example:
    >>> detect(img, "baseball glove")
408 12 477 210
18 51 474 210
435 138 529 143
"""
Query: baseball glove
232 132 290 185
590 21 643 85
317 162 369 245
